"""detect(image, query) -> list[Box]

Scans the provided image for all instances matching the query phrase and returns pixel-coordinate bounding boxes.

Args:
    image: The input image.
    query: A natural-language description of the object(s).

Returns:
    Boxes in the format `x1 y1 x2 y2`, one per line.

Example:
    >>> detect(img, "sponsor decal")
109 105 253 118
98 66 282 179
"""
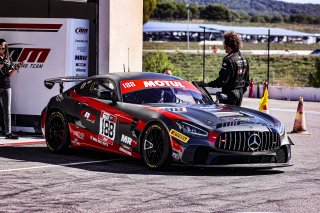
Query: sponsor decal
76 46 87 53
121 134 132 146
75 39 88 43
76 68 86 72
143 80 185 88
121 144 131 151
75 55 87 60
159 107 187 112
98 111 117 146
199 106 220 112
81 111 97 123
121 79 199 94
73 131 84 140
90 135 108 146
119 147 132 156
169 129 189 143
76 63 86 67
120 134 137 147
75 27 88 35
229 117 250 121
122 81 136 89
172 152 180 161
9 47 50 69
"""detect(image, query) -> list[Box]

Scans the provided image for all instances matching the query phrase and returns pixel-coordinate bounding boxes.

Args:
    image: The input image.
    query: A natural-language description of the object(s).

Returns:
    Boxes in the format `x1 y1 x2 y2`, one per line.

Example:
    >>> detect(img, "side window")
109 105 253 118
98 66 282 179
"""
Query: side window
87 79 116 99
74 80 94 97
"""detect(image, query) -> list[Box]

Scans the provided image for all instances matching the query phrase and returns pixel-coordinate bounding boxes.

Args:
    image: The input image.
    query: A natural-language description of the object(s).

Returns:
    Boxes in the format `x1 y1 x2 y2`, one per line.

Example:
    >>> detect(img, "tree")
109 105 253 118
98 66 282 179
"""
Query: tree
189 4 200 19
172 3 185 19
143 0 157 24
271 16 283 23
152 2 177 20
200 4 231 21
289 14 307 24
143 51 181 76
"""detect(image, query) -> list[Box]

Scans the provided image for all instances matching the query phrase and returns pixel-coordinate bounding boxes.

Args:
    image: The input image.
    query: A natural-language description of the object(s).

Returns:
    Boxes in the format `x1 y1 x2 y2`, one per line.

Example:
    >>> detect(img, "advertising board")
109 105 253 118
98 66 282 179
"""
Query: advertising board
0 18 89 132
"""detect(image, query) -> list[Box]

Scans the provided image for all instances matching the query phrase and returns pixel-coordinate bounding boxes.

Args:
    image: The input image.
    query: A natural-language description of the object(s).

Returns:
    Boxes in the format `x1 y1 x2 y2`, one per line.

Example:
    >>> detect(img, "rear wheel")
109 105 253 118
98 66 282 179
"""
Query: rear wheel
45 111 70 153
142 123 171 170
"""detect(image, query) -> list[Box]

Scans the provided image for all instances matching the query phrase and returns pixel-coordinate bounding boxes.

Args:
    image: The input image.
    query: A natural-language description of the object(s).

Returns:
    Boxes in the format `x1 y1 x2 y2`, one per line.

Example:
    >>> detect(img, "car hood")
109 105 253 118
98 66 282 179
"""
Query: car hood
148 103 280 132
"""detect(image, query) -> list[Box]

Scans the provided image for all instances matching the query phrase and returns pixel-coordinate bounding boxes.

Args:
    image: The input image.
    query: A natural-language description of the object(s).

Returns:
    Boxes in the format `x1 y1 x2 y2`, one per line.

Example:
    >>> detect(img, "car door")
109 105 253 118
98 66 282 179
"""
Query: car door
73 78 119 147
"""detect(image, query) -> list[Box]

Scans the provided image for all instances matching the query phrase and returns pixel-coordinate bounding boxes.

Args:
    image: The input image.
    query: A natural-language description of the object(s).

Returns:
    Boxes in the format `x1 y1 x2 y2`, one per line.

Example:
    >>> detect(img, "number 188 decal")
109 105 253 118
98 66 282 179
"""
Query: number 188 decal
98 111 117 146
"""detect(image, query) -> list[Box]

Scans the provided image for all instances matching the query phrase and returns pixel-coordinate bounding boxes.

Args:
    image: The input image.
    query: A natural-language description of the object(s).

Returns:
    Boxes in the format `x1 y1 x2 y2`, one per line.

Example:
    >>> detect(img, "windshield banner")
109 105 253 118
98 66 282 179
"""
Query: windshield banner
121 79 199 94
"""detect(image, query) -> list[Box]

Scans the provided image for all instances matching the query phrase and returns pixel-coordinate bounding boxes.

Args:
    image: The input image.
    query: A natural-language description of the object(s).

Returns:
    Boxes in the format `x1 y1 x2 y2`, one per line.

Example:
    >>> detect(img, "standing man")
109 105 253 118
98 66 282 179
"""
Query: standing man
0 39 22 139
203 31 249 106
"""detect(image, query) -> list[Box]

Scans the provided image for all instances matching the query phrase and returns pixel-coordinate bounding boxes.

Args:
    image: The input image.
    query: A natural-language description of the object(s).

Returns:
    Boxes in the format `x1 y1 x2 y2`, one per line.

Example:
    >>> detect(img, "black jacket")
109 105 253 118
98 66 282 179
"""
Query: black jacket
208 50 249 106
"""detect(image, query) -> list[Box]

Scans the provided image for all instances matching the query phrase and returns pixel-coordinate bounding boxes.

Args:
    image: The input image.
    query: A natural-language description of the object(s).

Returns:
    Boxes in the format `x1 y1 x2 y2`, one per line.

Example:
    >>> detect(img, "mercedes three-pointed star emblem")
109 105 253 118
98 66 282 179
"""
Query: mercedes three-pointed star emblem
247 133 261 151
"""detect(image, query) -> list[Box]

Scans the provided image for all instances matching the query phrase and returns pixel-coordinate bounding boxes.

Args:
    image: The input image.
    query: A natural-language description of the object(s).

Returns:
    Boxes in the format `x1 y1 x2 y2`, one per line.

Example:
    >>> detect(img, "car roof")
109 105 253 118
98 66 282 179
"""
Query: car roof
88 72 182 82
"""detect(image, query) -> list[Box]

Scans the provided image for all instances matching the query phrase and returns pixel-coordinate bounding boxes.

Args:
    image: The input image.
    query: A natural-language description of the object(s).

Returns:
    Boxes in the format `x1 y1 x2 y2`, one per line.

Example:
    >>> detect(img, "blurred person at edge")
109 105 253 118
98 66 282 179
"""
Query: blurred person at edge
199 31 249 106
0 39 23 139
162 68 172 76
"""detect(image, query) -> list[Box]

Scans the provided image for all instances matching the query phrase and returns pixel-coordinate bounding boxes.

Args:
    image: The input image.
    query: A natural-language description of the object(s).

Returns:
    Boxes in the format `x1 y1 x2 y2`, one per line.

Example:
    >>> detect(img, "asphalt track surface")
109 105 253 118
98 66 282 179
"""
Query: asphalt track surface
0 98 319 213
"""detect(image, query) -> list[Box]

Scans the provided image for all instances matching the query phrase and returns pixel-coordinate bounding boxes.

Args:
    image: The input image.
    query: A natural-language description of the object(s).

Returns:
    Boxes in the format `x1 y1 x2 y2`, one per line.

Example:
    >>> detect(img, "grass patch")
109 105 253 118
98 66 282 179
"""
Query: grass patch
143 52 320 87
144 41 320 51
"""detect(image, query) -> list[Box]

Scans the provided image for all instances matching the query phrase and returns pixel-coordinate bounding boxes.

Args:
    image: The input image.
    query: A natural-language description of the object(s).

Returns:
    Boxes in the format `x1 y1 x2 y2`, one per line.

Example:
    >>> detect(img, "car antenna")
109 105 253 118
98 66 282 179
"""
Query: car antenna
123 64 126 72
128 47 130 72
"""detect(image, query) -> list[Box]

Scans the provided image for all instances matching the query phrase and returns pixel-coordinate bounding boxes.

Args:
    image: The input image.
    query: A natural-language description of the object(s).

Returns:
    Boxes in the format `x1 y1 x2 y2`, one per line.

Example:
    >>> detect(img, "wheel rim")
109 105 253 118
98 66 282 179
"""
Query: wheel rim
144 128 165 165
48 115 66 150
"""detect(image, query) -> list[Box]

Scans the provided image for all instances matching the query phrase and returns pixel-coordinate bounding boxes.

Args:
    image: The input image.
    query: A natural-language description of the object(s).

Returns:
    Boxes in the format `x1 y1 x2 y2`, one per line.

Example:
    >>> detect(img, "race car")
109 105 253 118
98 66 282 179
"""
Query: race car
41 72 293 170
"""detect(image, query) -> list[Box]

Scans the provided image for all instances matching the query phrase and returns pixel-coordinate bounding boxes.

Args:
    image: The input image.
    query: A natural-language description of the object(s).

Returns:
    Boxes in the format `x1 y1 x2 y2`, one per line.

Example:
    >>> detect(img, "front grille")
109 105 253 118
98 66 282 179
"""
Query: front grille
215 131 280 152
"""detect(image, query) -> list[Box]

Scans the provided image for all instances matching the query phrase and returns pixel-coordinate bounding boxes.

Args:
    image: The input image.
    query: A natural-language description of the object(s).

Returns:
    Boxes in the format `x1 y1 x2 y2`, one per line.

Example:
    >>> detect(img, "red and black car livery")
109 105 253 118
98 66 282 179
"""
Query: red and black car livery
42 72 293 170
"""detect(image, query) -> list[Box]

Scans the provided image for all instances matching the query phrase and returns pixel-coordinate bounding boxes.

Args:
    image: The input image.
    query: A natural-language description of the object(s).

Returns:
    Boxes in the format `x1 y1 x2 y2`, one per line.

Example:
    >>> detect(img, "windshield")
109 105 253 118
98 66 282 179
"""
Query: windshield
121 80 212 105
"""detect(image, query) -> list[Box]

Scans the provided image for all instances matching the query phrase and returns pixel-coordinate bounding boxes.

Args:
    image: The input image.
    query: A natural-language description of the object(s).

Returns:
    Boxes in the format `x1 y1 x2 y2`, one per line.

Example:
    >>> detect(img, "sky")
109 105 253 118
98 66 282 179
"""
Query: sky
277 0 320 4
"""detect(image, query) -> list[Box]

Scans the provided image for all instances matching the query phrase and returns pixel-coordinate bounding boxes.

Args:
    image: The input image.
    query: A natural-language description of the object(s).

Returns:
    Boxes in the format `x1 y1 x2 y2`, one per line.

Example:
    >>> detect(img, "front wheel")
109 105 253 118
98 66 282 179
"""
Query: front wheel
45 111 70 153
142 123 171 170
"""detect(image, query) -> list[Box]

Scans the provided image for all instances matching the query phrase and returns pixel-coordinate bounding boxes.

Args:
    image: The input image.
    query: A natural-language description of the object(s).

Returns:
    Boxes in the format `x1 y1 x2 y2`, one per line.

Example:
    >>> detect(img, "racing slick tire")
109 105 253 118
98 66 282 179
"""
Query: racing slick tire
142 123 172 170
45 111 70 153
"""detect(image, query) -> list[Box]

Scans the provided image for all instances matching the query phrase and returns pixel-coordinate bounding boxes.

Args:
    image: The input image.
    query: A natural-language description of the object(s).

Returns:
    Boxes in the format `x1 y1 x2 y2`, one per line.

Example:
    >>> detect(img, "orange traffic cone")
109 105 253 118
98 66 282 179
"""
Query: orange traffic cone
291 96 310 134
259 88 269 114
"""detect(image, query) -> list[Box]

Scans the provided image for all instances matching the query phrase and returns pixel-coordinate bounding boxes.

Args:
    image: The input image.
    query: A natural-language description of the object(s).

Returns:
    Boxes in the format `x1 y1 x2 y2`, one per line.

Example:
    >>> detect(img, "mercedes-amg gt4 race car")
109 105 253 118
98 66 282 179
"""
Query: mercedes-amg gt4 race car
41 72 293 170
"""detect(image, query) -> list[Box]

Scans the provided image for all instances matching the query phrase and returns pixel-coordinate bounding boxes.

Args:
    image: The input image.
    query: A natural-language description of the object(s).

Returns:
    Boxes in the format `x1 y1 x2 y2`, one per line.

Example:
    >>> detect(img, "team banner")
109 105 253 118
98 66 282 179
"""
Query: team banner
0 18 89 130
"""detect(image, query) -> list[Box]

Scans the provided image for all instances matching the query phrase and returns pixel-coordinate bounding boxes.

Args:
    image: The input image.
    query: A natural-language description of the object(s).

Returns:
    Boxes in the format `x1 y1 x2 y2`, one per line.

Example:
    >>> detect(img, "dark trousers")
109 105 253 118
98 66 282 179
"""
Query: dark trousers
0 88 12 133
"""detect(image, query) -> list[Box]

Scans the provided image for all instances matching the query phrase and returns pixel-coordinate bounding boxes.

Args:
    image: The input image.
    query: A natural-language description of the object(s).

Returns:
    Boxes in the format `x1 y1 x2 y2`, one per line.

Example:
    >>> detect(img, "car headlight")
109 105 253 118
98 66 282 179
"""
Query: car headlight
277 123 285 137
176 120 209 138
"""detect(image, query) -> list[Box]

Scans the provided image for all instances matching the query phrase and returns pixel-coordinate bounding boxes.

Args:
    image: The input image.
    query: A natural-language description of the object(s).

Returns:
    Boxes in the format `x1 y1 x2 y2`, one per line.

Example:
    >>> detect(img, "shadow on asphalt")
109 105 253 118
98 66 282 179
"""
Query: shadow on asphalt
0 146 284 176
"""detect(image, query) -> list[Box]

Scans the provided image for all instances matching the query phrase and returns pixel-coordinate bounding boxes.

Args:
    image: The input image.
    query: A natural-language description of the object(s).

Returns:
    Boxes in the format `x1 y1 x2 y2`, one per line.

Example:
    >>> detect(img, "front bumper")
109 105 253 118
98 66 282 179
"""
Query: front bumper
179 144 292 168
177 160 293 168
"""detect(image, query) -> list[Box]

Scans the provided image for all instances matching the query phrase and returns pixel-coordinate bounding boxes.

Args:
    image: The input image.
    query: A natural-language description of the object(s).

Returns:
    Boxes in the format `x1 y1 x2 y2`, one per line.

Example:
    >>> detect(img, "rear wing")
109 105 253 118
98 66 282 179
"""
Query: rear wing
44 76 87 93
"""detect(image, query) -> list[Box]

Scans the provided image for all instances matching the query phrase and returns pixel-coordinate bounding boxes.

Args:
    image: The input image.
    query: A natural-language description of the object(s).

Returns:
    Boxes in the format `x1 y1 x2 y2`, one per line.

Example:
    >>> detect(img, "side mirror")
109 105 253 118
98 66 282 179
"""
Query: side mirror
98 90 117 103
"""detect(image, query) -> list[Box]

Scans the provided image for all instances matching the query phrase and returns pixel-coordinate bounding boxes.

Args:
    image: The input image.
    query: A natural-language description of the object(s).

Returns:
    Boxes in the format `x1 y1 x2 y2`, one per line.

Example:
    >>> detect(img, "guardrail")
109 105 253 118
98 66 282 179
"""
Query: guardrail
206 86 320 102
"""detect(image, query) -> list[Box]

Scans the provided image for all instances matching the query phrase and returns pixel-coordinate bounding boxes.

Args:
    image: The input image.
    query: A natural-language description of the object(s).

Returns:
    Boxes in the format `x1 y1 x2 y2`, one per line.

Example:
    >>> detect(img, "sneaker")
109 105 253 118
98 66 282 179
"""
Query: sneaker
5 133 19 140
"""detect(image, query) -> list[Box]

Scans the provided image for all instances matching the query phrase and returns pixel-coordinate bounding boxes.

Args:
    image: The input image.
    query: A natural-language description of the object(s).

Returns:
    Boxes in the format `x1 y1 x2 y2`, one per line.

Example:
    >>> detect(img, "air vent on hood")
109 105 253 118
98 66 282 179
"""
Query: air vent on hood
216 121 240 129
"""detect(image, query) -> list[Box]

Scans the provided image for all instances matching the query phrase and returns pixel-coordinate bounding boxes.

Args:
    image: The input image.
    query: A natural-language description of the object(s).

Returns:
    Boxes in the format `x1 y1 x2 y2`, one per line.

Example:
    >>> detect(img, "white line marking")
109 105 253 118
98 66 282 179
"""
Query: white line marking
0 159 126 172
271 108 320 115
246 106 320 115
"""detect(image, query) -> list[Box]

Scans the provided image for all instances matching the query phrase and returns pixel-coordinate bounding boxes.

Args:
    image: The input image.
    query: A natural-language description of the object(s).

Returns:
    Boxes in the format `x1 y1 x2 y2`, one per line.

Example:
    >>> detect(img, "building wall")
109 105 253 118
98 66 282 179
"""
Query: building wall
2 0 143 75
99 0 143 74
